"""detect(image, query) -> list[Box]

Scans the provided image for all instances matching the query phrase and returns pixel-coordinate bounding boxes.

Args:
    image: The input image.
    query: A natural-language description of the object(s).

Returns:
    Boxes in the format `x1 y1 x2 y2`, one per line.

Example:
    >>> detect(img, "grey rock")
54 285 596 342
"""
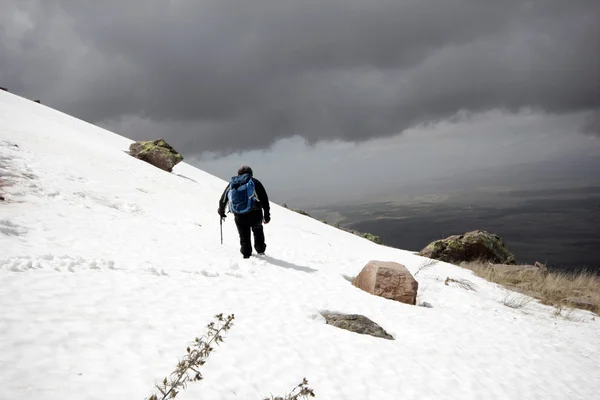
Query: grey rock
321 312 394 340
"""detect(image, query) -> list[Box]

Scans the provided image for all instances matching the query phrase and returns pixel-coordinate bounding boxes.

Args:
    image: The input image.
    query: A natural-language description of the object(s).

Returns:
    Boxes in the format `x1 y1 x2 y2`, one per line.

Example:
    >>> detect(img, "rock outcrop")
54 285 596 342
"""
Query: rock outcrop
353 260 418 305
129 139 183 172
321 312 394 340
419 230 515 264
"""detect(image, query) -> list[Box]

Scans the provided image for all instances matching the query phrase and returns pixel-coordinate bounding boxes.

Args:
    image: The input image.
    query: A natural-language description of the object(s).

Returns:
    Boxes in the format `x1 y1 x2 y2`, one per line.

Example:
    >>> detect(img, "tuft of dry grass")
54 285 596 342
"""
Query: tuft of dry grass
552 304 583 322
444 277 477 291
461 260 600 315
414 259 437 276
501 291 533 309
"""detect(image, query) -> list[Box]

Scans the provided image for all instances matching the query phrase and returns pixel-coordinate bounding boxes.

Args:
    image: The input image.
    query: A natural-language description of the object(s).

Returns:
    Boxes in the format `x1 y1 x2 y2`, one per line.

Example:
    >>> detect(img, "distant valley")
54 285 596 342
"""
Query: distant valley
310 185 600 273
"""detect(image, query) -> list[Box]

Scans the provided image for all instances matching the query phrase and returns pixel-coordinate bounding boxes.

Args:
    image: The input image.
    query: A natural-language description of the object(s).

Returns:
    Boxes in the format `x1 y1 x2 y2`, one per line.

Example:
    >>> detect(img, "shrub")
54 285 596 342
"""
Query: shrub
147 313 316 399
147 314 235 400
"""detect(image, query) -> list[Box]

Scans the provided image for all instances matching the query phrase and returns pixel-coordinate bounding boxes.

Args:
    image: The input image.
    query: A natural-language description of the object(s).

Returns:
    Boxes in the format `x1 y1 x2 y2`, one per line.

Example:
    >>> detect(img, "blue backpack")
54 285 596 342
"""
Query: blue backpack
227 173 258 214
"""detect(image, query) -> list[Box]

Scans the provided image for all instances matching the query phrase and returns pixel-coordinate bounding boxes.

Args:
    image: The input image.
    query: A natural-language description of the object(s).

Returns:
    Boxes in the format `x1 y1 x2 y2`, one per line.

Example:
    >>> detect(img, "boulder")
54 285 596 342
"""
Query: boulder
565 297 598 314
321 312 394 340
419 230 515 264
353 260 418 305
129 138 183 172
491 261 548 278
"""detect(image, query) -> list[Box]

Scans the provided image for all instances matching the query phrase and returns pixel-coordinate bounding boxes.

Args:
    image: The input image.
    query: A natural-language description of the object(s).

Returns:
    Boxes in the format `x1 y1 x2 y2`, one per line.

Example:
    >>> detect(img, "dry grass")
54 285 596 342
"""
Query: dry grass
501 291 533 309
414 259 437 276
444 277 477 291
461 260 600 315
551 304 583 322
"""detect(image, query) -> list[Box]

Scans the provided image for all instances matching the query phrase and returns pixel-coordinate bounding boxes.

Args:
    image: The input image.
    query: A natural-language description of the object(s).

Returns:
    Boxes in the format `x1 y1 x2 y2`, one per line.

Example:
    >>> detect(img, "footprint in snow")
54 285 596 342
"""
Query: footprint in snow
147 267 168 276
224 271 245 278
0 255 116 273
0 219 28 236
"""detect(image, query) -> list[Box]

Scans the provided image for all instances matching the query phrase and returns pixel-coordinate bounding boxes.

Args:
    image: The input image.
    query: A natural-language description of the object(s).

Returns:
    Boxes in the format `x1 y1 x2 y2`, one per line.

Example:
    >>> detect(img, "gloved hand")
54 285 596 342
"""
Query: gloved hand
218 208 226 218
263 213 271 224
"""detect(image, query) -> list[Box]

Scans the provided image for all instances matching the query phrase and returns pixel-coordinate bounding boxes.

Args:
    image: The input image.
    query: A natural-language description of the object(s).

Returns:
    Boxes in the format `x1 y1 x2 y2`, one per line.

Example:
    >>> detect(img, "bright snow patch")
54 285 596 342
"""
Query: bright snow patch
1 91 599 399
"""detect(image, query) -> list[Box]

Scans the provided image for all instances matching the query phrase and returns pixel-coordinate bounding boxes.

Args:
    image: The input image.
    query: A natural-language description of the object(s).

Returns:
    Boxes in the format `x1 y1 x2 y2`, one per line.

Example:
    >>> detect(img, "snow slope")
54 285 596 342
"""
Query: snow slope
1 90 599 400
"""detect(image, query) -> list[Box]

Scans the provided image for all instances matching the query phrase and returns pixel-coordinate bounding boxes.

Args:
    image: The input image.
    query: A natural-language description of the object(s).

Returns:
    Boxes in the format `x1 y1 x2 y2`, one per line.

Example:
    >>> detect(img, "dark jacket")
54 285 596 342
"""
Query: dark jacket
218 176 270 217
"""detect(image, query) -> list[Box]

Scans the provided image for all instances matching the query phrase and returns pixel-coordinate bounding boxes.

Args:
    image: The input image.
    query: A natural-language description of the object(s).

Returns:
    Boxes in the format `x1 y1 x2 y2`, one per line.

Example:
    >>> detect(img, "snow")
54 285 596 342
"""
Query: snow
1 90 599 400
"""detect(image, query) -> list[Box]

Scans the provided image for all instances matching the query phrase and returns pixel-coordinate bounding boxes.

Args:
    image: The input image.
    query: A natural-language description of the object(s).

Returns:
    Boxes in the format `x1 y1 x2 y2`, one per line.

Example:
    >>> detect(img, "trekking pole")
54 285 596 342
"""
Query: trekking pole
220 217 223 244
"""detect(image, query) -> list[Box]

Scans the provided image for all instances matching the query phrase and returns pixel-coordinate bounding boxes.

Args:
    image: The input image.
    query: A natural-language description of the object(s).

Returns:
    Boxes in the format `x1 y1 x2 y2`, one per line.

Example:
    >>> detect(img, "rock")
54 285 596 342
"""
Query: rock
0 195 4 201
129 138 183 172
343 228 383 244
491 261 548 278
419 230 515 264
360 232 383 244
565 297 598 314
419 301 433 308
0 87 7 91
321 312 394 340
33 100 41 103
353 260 418 305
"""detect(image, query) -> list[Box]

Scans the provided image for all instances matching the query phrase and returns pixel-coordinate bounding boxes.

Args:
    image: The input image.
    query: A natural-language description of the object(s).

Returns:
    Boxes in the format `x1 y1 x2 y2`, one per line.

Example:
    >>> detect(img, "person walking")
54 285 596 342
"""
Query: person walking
218 166 271 258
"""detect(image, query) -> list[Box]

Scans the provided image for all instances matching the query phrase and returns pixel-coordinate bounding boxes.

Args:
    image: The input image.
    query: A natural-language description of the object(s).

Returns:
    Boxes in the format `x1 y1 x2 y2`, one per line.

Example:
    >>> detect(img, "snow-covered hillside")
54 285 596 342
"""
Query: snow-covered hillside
1 91 599 400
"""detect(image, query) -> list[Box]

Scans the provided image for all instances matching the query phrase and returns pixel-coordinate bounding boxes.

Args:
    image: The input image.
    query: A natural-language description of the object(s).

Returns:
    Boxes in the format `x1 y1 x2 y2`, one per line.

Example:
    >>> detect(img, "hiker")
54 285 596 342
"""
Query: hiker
218 166 271 258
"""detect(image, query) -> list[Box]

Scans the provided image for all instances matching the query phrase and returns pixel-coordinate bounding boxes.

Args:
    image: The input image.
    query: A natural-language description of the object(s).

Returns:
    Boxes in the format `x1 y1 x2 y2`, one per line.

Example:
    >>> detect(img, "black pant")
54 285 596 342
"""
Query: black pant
234 209 266 258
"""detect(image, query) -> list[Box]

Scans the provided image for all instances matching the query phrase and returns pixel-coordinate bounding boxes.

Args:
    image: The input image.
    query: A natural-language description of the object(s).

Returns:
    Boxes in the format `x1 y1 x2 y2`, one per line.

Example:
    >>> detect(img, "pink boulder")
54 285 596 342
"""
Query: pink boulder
353 261 418 305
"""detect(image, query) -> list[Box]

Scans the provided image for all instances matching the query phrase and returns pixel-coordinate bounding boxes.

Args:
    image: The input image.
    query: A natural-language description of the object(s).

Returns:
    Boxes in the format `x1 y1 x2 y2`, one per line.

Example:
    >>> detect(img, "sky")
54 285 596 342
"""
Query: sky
1 0 599 207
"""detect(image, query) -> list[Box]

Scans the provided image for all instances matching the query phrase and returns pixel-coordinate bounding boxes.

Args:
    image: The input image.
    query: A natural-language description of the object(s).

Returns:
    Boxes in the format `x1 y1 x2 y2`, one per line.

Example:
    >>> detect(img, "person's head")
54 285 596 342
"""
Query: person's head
237 165 253 177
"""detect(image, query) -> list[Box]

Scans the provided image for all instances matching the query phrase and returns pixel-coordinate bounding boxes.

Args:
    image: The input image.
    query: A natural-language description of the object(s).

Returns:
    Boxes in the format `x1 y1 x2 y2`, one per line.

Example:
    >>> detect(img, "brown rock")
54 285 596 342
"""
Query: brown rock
353 260 418 305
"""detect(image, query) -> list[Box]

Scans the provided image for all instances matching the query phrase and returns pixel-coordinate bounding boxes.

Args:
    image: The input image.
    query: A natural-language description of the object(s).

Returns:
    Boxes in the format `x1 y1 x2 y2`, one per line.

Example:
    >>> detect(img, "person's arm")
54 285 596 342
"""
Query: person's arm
254 179 270 221
218 184 229 217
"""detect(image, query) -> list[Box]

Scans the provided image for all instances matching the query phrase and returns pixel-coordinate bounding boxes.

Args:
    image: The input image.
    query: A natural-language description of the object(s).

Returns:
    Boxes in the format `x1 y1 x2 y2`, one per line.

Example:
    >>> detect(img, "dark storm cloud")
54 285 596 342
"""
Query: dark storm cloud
1 0 599 154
